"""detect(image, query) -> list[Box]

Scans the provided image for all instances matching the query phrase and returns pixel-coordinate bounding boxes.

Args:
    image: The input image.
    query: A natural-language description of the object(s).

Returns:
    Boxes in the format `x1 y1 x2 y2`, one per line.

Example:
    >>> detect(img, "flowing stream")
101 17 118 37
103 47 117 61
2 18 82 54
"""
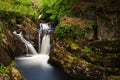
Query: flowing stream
13 23 65 80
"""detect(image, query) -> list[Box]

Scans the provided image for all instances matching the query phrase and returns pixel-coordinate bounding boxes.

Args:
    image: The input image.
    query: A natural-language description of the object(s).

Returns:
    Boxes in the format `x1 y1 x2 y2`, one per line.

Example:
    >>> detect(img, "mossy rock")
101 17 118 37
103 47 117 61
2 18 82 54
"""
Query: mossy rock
49 38 104 80
0 10 38 65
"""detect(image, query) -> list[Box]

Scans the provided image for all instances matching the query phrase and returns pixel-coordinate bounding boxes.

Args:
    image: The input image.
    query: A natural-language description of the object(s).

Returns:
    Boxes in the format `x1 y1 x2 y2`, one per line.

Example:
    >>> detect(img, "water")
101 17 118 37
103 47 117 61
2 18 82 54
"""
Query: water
38 23 51 54
15 54 57 80
40 35 50 55
13 31 37 55
14 23 65 80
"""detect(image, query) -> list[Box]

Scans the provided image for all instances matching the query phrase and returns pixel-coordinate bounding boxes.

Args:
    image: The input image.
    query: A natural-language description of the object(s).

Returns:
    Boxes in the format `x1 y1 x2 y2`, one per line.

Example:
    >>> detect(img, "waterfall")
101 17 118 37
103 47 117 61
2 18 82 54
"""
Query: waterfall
40 35 50 55
13 31 37 55
13 23 51 55
40 23 51 55
13 23 66 80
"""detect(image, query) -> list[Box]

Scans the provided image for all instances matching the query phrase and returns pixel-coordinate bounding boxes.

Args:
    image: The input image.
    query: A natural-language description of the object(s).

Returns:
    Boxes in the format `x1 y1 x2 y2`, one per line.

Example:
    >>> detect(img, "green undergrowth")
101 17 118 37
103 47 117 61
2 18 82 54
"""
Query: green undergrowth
55 23 79 38
0 61 15 74
39 0 80 21
84 46 94 55
0 0 41 20
0 64 10 74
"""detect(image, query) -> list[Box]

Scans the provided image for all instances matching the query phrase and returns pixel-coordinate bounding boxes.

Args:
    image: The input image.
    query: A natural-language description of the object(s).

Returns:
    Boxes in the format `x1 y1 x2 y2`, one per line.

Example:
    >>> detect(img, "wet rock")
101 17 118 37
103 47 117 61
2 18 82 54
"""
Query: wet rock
105 75 120 80
0 65 25 80
0 46 12 66
9 66 25 80
90 40 120 68
0 74 9 80
49 38 104 80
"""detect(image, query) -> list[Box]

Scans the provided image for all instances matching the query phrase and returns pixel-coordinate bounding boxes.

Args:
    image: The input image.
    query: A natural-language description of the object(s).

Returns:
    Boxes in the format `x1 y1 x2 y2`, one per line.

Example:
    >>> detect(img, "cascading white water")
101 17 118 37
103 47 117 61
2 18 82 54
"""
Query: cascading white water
40 23 51 55
40 35 50 55
13 31 37 55
13 23 65 80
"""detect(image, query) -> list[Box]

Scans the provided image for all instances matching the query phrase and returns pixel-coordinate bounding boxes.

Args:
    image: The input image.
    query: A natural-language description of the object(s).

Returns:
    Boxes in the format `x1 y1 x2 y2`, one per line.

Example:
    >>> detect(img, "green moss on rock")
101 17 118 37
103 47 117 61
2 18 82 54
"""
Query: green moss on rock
49 38 104 80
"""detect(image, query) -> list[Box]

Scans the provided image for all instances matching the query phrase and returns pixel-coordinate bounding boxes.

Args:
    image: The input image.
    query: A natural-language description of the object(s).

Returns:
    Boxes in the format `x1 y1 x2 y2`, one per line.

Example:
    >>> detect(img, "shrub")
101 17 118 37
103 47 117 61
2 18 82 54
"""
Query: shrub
55 23 79 38
39 0 74 21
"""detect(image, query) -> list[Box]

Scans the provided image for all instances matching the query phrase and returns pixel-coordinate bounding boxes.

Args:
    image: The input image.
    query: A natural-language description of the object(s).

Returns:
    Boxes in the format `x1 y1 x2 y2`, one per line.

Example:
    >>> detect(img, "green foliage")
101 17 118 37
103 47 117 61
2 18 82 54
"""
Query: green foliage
0 0 41 20
0 0 79 21
55 24 79 38
10 61 15 67
79 20 95 38
85 20 95 31
84 46 94 55
11 0 32 6
39 0 74 21
0 64 10 74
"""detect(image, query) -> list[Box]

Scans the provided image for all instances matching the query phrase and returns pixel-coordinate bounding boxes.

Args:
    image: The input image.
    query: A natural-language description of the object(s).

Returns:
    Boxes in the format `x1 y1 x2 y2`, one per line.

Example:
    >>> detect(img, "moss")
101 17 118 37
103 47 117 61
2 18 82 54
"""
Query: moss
56 46 75 63
0 21 6 46
50 39 104 80
67 54 74 61
65 38 79 50
0 21 5 39
84 46 94 55
106 75 120 80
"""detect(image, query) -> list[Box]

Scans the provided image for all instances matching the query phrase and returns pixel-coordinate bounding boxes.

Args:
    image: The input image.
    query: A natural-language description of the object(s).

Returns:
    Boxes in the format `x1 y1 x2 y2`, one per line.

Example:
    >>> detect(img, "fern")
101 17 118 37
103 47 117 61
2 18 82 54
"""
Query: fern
40 0 76 21
0 0 77 21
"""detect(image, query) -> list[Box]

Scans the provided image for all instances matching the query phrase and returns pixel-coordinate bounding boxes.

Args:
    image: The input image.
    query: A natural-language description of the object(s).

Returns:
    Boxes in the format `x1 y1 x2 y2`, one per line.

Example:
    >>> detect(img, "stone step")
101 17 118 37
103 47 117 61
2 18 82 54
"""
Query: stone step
105 75 120 80
91 40 120 54
84 53 120 68
105 67 120 75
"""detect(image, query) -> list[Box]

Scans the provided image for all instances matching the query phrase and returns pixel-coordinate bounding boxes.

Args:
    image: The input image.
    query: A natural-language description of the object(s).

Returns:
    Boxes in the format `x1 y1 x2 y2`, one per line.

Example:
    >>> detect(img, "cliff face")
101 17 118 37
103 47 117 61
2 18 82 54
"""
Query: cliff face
49 38 104 80
49 37 120 80
49 0 120 80
71 0 120 40
0 11 38 65
0 10 37 80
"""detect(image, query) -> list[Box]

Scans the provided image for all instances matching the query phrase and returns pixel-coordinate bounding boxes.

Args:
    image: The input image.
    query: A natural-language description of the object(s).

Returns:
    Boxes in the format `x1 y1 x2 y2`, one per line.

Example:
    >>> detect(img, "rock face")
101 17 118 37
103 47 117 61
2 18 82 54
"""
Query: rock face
71 0 120 40
10 66 25 80
0 47 12 66
49 38 104 80
48 1 120 79
0 11 38 80
49 37 120 80
0 66 25 80
0 11 38 65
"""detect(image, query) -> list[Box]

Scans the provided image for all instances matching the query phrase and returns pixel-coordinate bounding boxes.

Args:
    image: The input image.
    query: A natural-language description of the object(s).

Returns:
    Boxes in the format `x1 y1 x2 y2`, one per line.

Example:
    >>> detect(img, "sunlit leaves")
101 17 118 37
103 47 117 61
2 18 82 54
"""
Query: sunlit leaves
0 0 41 20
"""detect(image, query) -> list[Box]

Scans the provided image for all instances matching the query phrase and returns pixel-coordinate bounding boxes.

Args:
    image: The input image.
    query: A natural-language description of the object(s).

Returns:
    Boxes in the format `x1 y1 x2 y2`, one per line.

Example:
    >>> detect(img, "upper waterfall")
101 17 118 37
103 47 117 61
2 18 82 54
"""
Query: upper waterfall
38 23 51 55
13 23 52 55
